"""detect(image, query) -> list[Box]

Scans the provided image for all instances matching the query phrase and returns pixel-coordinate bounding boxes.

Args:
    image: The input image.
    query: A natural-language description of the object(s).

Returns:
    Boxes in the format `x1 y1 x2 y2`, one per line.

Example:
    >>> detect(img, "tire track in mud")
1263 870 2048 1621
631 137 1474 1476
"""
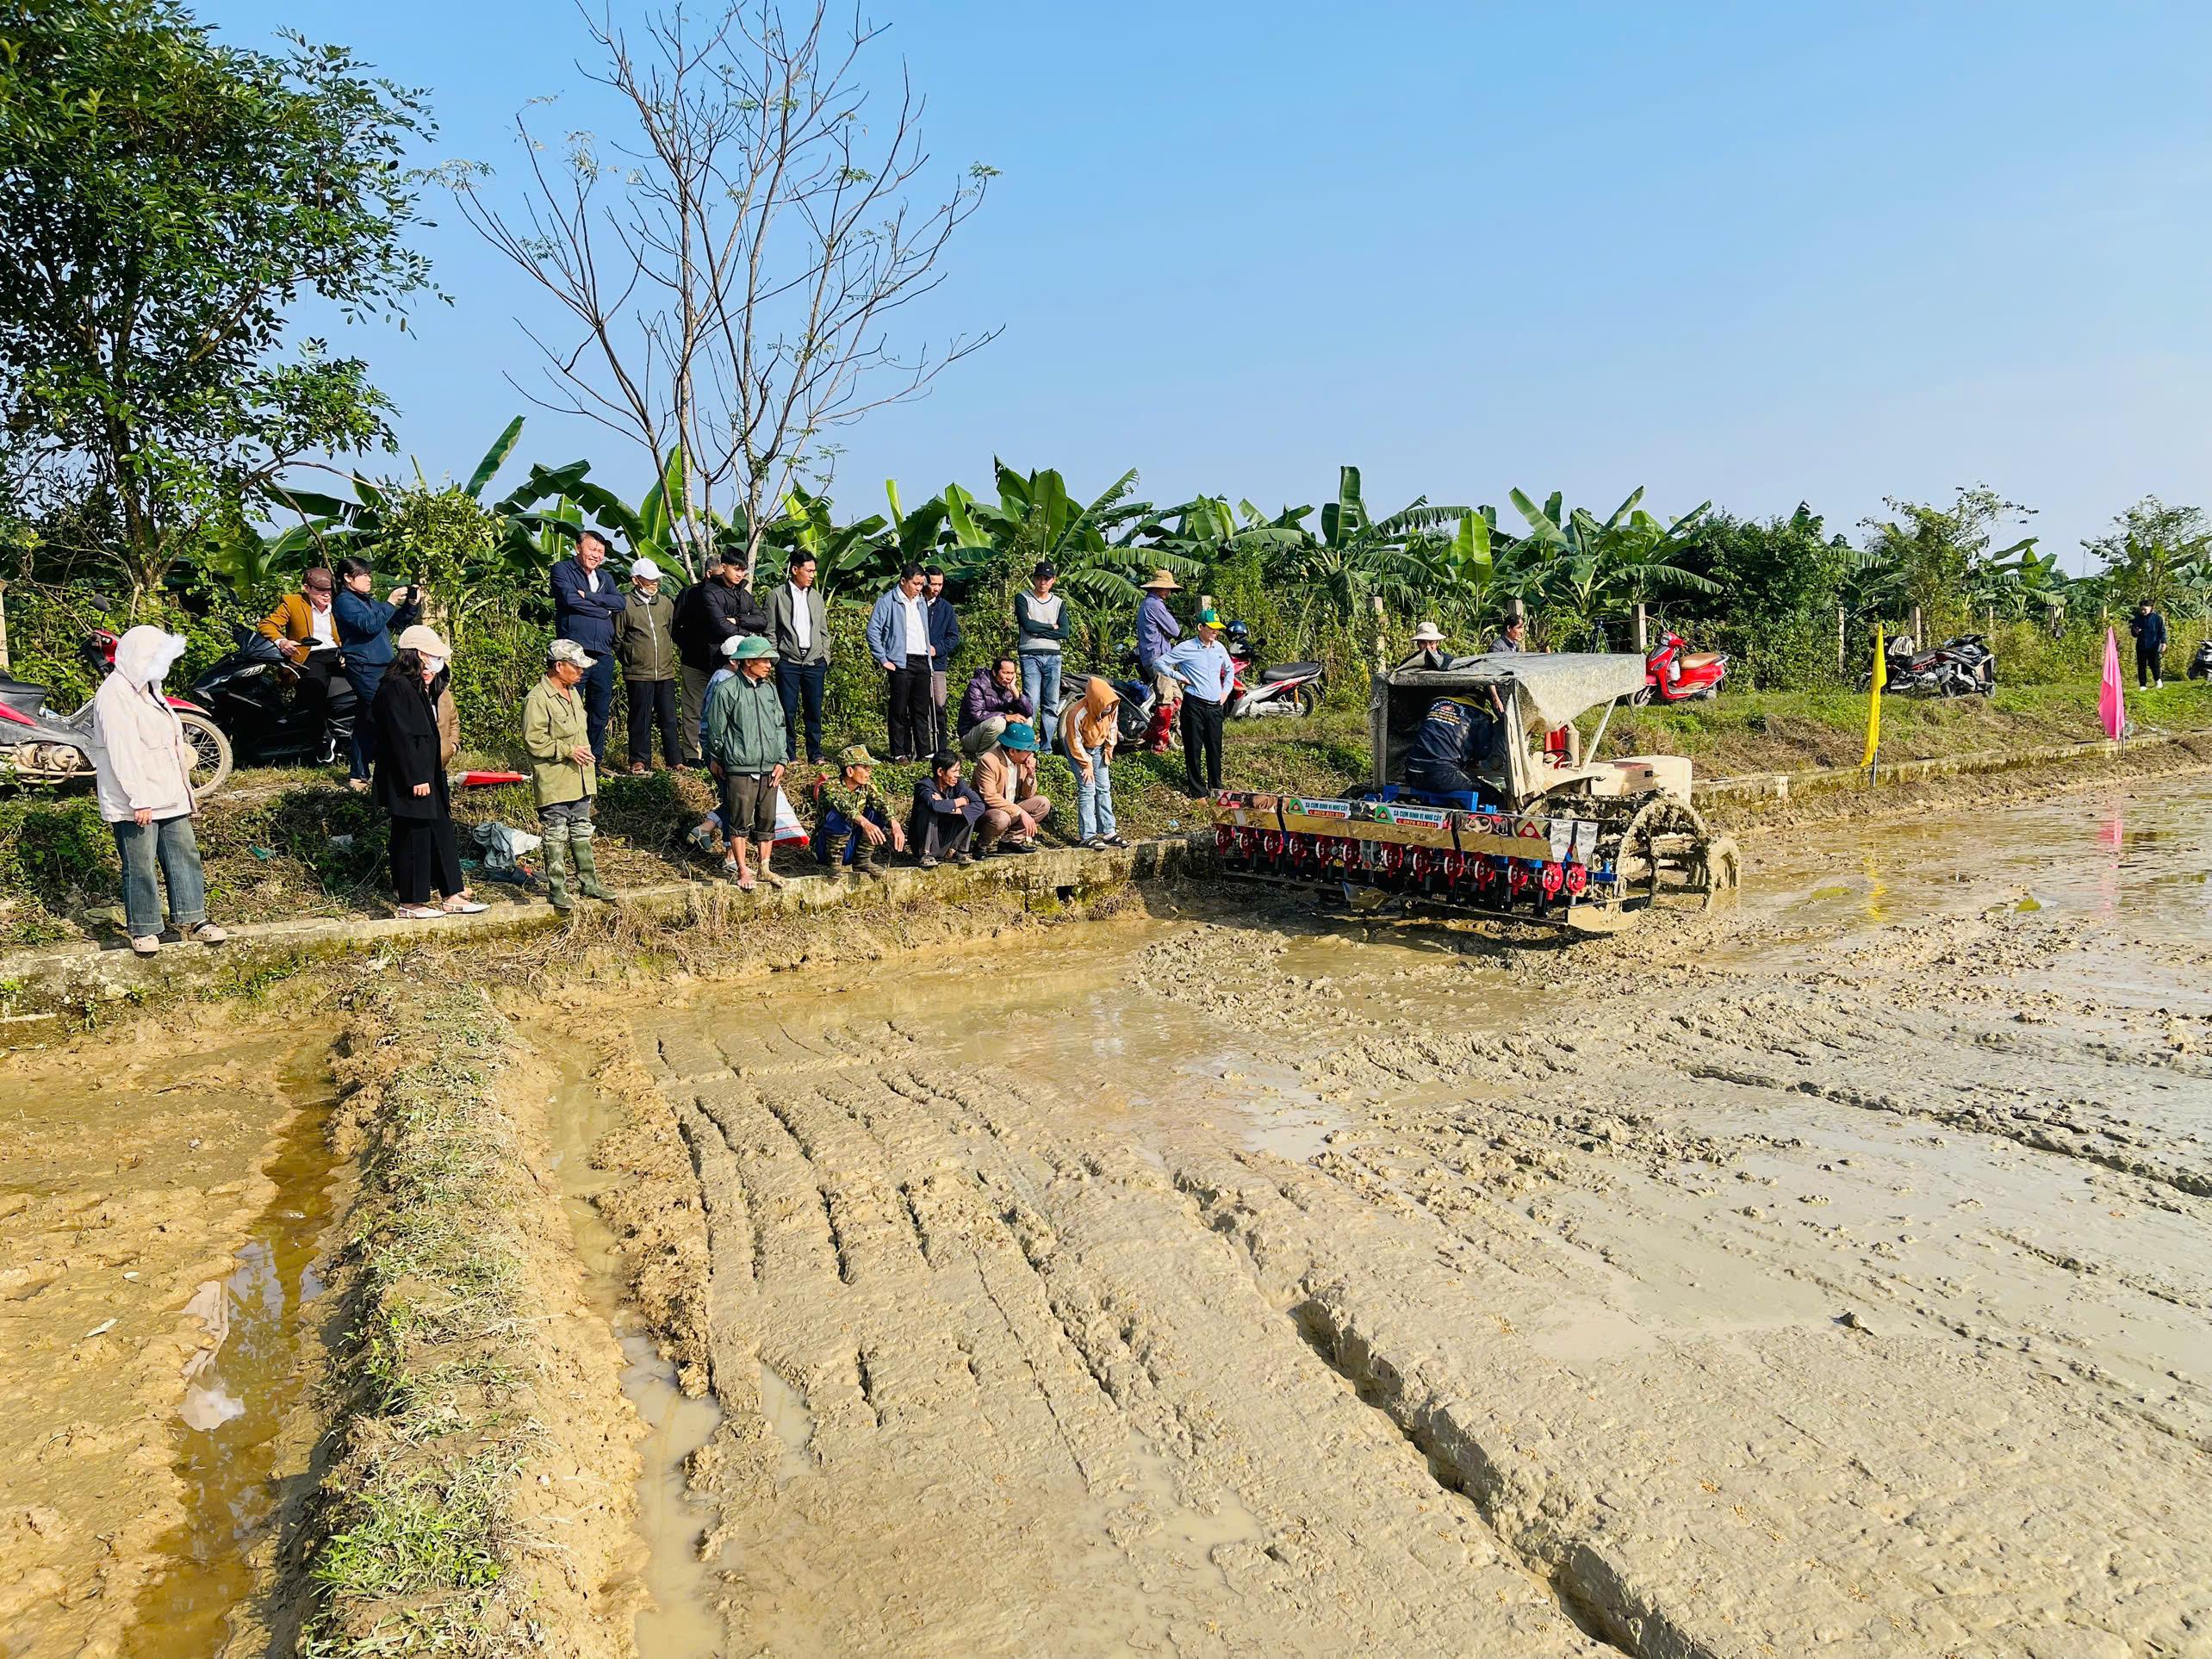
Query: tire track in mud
631 1015 1612 1657
1124 902 2212 1654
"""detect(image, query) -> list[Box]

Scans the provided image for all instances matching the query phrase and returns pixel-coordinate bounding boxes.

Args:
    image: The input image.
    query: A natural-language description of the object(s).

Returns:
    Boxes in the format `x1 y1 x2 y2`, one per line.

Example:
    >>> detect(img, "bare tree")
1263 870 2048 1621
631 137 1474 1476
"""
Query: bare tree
443 1 996 574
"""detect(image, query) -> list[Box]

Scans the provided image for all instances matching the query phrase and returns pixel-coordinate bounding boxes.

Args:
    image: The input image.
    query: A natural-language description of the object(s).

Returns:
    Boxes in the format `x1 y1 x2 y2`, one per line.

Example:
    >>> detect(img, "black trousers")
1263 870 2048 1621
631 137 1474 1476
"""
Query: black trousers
626 676 680 767
1180 694 1225 794
909 806 977 861
778 659 826 761
388 815 463 904
2137 649 2161 687
580 653 614 761
886 655 933 761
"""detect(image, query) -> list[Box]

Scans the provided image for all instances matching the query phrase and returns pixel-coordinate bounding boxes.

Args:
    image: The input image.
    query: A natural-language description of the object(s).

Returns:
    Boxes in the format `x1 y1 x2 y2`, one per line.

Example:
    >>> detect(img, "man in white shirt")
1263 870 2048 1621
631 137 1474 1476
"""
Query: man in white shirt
769 551 830 761
866 562 937 761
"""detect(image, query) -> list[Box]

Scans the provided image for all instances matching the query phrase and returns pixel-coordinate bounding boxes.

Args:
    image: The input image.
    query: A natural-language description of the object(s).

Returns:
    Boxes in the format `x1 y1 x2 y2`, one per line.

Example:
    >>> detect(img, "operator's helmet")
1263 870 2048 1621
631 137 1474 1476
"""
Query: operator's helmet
1225 620 1252 643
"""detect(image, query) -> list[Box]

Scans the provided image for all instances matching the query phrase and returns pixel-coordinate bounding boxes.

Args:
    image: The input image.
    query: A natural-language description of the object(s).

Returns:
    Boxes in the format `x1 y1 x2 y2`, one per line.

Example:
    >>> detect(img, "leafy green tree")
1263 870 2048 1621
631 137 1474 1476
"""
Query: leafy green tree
0 0 438 605
1853 486 2035 625
1678 506 1851 686
2083 496 2209 611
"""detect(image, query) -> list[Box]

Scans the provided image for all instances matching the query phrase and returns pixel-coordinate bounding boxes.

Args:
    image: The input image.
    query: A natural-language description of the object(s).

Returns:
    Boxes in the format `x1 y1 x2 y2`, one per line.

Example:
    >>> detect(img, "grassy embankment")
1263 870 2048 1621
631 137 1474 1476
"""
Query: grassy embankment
299 983 637 1657
3 674 2206 948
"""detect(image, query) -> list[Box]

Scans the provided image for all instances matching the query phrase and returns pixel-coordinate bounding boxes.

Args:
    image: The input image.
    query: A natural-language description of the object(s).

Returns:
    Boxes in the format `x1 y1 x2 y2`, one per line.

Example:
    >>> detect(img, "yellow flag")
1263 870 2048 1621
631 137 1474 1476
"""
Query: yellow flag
1860 624 1886 768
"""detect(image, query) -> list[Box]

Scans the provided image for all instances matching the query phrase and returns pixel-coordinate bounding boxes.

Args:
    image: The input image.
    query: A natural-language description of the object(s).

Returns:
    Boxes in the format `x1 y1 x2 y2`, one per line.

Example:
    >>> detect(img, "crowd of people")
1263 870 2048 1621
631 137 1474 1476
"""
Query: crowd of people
94 541 1252 948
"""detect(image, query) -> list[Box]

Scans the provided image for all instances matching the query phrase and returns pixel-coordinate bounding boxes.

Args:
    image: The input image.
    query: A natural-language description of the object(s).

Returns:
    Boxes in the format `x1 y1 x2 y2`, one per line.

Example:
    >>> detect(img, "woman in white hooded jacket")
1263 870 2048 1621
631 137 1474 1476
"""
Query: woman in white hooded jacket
92 626 225 955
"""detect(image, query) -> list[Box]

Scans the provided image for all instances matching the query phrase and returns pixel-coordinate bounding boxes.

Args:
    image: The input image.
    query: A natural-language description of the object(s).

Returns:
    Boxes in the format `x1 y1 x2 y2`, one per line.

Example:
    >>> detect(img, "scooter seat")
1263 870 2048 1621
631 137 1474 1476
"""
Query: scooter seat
1677 652 1723 669
1259 662 1322 683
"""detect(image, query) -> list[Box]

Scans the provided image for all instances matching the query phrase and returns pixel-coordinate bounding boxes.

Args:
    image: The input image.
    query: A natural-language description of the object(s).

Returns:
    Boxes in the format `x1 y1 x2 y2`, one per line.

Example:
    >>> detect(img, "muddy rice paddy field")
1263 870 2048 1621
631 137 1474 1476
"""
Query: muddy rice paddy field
4 771 2210 1656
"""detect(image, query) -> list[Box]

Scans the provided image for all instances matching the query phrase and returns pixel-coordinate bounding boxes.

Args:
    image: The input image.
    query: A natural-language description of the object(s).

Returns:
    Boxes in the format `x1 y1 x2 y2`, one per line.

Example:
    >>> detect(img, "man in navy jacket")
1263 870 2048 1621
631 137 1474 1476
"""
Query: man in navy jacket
551 530 626 761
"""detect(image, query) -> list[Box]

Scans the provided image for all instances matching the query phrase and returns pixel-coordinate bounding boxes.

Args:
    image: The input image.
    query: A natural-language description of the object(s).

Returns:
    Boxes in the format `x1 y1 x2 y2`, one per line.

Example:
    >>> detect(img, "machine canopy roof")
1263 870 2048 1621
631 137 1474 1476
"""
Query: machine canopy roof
1376 653 1647 734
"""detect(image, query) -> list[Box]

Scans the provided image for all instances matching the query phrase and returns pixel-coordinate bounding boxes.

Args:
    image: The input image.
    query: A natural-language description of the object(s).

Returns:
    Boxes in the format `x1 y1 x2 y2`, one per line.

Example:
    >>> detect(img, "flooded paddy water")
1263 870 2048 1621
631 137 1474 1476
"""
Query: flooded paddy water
3 769 2208 1655
0 1024 336 1658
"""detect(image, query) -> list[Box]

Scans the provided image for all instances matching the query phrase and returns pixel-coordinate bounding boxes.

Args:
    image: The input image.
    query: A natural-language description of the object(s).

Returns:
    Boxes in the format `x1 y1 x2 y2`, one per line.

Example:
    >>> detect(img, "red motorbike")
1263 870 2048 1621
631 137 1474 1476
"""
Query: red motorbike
1636 632 1728 705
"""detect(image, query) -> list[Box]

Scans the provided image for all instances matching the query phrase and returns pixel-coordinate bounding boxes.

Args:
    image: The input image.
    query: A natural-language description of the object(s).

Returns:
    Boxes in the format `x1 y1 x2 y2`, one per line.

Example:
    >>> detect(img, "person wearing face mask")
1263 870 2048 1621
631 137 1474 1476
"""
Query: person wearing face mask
91 625 227 956
373 626 485 919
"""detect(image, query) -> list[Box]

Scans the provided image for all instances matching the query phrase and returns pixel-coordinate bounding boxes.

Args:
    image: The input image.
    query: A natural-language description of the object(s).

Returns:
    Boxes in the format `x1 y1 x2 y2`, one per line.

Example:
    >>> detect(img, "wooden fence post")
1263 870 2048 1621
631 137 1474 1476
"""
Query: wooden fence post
1370 594 1388 674
1910 605 1924 647
1836 605 1847 677
0 577 9 674
1633 603 1649 655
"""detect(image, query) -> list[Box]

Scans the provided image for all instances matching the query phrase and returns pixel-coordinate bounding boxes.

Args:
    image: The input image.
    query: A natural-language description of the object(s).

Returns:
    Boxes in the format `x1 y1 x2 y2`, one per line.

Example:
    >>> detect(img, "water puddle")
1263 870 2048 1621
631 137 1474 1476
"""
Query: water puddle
121 1048 339 1658
548 1059 726 1659
756 1360 817 1486
1740 775 2212 958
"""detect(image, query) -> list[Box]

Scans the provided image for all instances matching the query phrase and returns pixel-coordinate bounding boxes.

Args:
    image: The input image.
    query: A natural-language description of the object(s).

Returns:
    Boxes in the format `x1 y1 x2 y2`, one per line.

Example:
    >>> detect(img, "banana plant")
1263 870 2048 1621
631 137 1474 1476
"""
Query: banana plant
1964 539 2067 619
951 463 1168 608
1276 466 1469 624
767 482 891 601
1507 486 1718 643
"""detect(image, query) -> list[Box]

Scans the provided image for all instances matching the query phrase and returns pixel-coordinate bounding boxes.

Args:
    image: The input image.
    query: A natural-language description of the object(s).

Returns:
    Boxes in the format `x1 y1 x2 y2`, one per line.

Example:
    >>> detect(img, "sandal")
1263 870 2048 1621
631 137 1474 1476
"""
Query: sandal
395 904 444 920
441 897 489 915
129 935 161 958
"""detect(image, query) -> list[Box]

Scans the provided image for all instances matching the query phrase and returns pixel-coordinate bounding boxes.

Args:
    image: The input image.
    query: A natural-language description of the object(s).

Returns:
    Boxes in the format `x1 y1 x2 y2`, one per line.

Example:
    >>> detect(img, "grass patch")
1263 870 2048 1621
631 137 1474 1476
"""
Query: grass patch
301 985 547 1658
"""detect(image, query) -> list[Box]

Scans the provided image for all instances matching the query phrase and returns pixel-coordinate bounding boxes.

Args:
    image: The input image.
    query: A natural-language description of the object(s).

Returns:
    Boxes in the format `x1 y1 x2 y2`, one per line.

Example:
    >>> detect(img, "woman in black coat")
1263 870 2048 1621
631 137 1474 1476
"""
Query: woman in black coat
372 628 483 917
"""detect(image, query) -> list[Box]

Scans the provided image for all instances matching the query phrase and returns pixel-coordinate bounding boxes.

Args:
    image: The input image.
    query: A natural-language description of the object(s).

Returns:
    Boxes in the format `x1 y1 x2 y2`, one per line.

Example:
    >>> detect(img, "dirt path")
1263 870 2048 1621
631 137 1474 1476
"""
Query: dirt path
606 775 2212 1657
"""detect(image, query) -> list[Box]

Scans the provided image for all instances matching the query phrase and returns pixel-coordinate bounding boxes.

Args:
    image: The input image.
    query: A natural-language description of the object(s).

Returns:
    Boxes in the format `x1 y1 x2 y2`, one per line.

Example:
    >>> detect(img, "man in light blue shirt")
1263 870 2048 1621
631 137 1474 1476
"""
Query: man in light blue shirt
1161 609 1234 796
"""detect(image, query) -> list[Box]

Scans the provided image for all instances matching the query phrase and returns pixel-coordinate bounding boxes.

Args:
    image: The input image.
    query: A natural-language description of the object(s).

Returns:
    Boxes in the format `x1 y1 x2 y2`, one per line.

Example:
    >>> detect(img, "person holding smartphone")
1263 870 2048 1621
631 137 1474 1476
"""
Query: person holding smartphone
332 556 423 791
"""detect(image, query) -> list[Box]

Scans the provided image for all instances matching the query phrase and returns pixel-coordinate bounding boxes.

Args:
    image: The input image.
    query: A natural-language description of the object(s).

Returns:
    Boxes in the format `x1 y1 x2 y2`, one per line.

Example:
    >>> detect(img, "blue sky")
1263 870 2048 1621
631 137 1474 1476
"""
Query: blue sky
207 2 2212 565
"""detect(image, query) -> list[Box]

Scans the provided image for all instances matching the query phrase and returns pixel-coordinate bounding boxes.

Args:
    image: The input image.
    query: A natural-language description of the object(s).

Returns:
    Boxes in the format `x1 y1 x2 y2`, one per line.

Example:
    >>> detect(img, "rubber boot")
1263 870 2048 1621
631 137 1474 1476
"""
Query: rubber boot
849 838 885 882
543 827 573 914
570 828 613 900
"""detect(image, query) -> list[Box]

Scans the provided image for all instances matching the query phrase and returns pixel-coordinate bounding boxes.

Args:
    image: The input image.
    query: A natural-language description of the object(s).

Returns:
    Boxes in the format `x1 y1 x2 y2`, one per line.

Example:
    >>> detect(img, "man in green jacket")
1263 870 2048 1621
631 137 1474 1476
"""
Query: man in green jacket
702 636 787 892
522 639 614 913
612 556 682 774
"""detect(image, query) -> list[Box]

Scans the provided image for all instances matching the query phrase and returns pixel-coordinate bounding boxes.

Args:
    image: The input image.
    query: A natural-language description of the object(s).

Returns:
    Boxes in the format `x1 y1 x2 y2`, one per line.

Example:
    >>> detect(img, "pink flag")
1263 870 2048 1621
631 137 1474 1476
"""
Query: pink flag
2099 626 2124 740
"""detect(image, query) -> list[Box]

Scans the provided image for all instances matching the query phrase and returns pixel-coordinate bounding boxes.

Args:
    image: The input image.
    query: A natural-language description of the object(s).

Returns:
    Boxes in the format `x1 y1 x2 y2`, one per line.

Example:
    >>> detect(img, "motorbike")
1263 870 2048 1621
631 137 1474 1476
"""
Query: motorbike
177 625 357 772
1222 622 1324 718
1635 632 1728 705
1861 633 1995 698
0 634 232 799
2186 640 2212 681
1054 670 1157 747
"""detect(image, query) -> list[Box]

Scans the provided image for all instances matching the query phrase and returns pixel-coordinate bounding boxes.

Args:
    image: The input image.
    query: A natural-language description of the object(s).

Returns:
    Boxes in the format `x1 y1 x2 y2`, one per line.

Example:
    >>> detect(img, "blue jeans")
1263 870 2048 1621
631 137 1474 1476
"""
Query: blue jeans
1020 654 1062 751
344 662 385 780
112 816 208 938
1072 736 1116 841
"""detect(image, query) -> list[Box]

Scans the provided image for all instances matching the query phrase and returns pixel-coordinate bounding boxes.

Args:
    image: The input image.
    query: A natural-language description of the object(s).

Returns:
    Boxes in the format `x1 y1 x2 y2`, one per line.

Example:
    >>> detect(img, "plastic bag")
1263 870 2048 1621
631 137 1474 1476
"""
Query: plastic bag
472 820 543 873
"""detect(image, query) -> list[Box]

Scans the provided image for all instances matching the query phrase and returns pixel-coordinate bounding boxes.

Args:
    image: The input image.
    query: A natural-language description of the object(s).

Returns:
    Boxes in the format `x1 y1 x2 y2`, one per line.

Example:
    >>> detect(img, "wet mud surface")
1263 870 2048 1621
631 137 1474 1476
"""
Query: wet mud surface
613 775 2212 1656
0 1021 332 1659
